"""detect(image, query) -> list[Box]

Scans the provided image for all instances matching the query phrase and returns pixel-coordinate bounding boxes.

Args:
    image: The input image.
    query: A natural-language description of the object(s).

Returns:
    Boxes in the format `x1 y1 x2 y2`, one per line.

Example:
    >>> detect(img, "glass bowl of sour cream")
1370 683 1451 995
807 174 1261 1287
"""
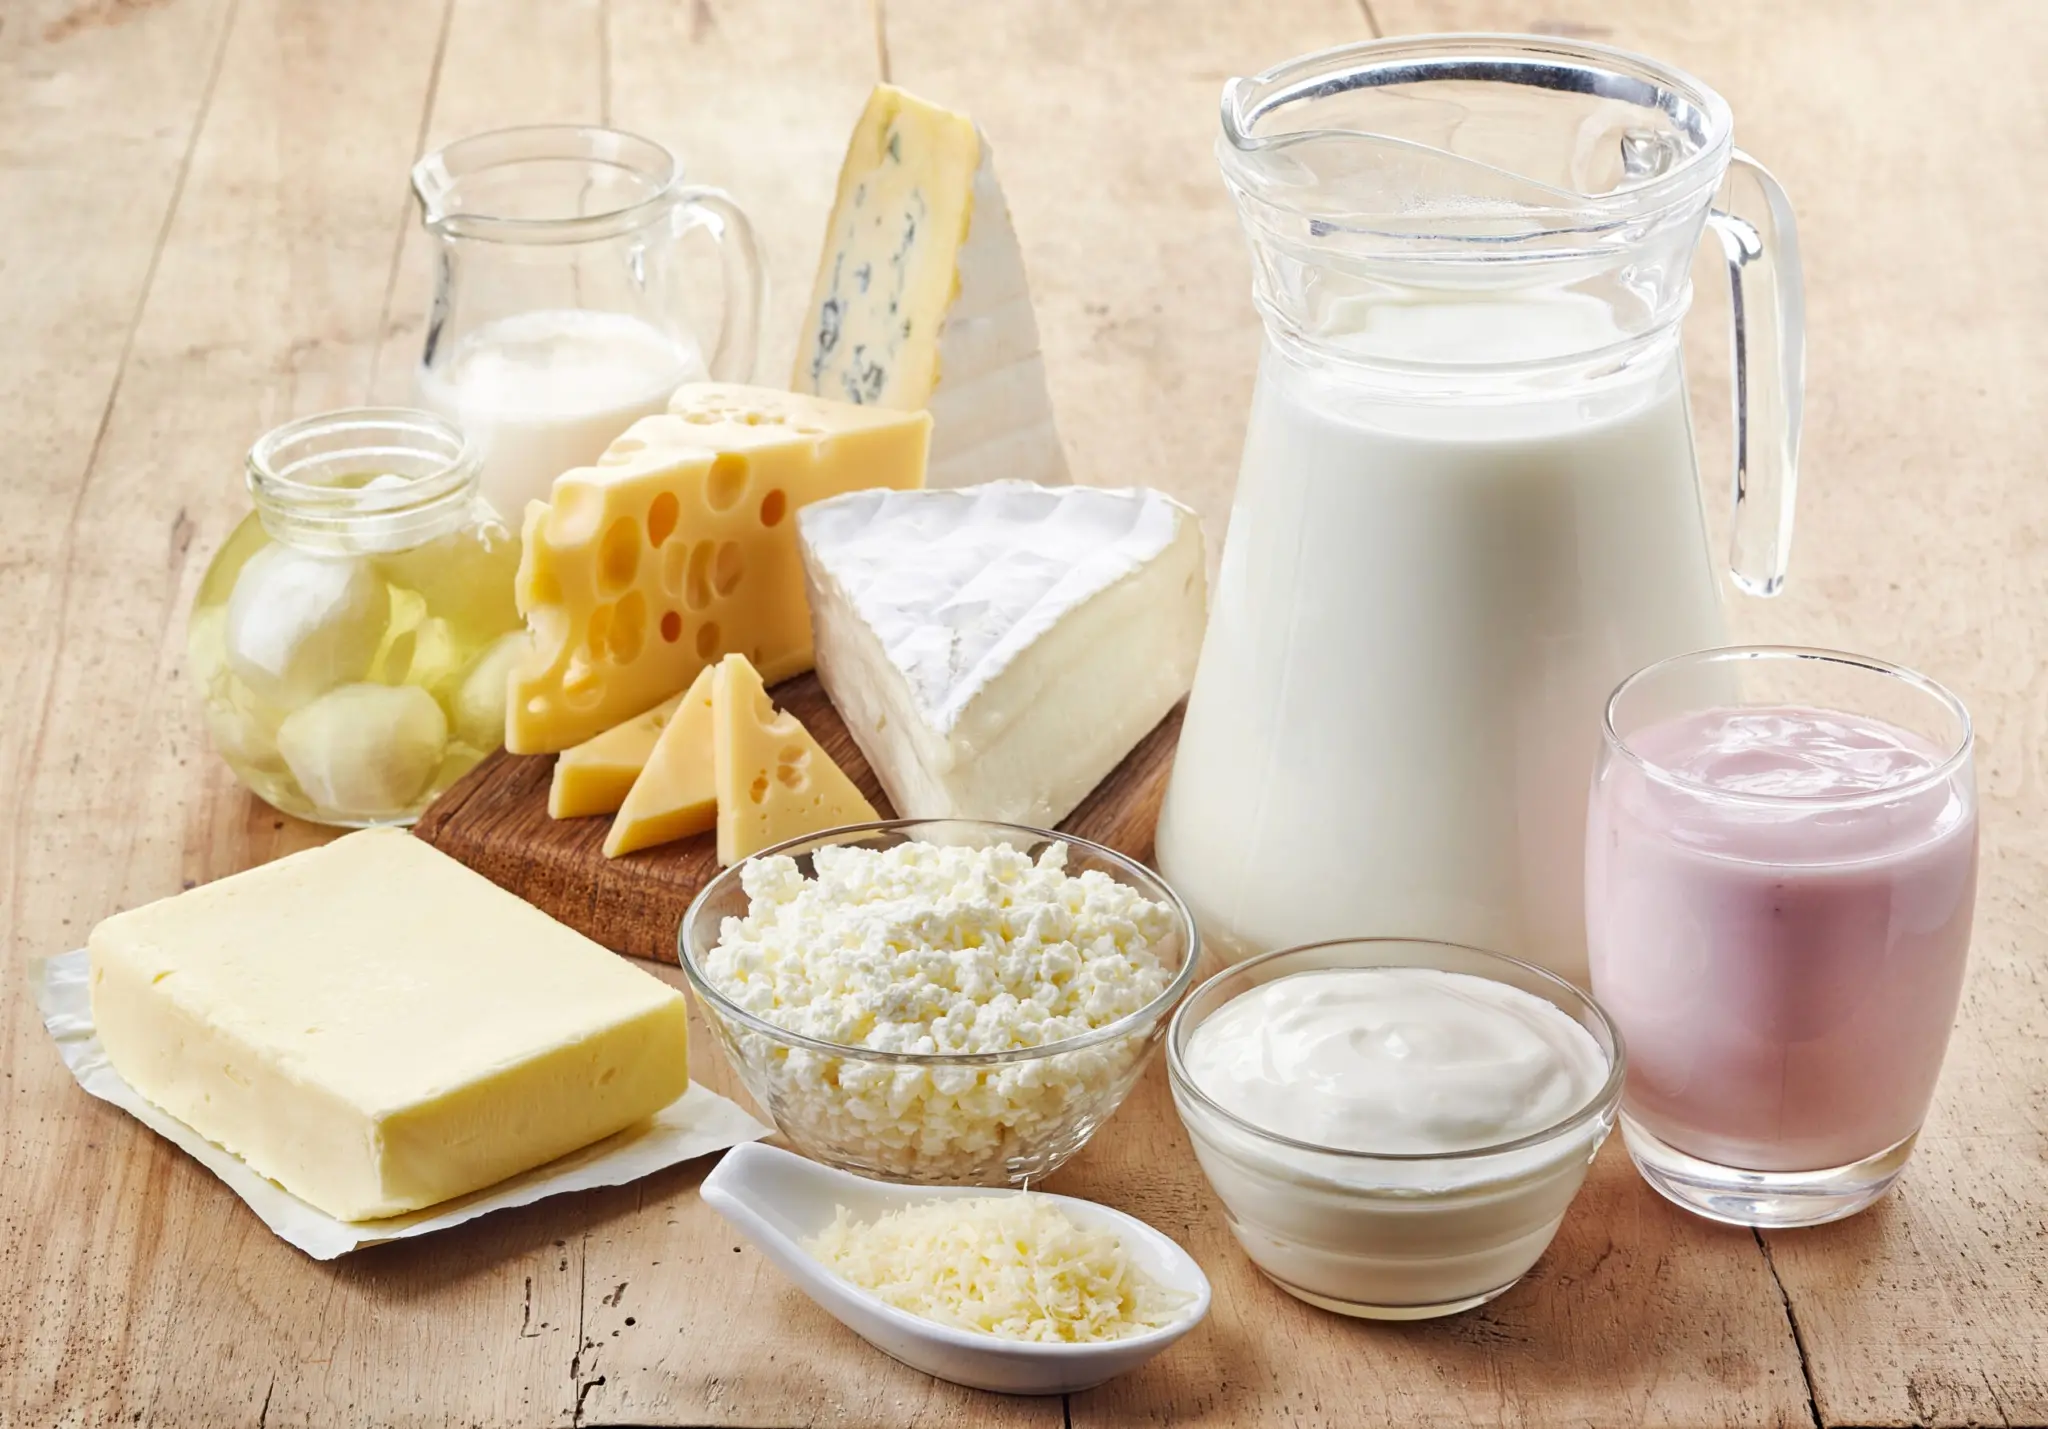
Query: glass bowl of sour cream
1167 939 1624 1320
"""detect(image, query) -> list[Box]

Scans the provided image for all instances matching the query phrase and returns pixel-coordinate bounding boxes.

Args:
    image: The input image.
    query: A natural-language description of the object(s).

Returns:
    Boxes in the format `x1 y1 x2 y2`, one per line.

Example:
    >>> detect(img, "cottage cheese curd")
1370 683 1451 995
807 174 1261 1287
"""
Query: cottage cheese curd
704 840 1178 1182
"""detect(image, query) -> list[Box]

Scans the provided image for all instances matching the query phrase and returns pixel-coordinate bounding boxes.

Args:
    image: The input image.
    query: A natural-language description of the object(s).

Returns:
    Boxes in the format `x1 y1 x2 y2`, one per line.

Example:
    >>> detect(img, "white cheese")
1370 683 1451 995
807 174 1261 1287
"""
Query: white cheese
806 1195 1190 1343
705 840 1176 1180
223 543 389 707
797 482 1206 828
792 84 1068 490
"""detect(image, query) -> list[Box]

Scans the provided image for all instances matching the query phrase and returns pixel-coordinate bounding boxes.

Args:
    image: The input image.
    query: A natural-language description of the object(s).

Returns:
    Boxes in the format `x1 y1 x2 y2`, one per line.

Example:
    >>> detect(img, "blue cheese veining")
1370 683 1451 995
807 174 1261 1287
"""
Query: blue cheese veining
792 84 1068 490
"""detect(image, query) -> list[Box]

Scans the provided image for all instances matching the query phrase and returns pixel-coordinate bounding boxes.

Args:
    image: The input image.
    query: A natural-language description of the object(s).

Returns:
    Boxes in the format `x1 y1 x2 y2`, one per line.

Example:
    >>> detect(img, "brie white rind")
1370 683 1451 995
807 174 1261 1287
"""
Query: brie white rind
797 482 1206 828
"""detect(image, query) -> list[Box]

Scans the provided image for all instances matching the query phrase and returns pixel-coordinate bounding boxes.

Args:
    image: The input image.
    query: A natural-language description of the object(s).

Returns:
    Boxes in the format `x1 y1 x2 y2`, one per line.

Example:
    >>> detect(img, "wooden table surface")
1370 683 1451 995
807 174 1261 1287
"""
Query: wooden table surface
5 0 2044 1425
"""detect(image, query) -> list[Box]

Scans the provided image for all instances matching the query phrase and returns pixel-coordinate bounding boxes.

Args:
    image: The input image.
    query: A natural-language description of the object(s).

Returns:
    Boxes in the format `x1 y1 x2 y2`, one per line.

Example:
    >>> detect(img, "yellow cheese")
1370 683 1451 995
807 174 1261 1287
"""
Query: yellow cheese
604 664 717 857
87 828 690 1221
549 691 685 819
712 653 877 865
507 383 929 754
805 1195 1190 1343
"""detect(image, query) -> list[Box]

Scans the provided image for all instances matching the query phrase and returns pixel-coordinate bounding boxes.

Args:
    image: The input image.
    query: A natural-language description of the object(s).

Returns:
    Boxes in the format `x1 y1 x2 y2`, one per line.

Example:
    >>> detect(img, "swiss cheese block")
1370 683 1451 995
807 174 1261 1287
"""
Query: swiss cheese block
792 84 1067 490
604 664 717 857
712 654 877 866
87 828 690 1221
799 482 1206 828
508 383 929 754
549 690 685 819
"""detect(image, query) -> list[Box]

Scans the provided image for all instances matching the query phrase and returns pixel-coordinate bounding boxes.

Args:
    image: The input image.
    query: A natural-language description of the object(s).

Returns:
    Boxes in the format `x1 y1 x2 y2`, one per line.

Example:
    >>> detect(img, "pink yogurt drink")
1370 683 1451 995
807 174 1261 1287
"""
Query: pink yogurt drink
1587 649 1977 1227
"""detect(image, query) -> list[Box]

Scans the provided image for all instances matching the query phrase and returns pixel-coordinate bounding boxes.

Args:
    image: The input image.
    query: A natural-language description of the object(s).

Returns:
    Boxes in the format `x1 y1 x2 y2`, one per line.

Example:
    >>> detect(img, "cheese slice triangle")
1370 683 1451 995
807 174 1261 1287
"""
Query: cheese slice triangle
548 691 686 819
791 84 1067 490
711 654 877 865
603 665 718 857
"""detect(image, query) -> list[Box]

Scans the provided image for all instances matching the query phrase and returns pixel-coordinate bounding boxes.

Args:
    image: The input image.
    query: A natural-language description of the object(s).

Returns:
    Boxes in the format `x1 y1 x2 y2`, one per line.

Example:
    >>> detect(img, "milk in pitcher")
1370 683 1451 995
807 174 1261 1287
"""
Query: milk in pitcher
1158 294 1727 983
1161 38 1805 984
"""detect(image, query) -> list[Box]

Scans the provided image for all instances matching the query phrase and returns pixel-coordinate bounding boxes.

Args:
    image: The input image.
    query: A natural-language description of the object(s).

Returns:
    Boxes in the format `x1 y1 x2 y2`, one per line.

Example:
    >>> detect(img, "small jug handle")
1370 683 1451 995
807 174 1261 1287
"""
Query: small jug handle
672 184 767 383
1705 151 1805 597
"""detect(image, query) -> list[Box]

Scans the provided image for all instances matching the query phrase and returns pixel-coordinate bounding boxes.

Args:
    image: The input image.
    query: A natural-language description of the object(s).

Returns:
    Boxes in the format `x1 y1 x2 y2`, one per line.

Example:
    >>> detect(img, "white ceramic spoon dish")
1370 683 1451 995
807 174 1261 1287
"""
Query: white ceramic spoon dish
700 1143 1211 1394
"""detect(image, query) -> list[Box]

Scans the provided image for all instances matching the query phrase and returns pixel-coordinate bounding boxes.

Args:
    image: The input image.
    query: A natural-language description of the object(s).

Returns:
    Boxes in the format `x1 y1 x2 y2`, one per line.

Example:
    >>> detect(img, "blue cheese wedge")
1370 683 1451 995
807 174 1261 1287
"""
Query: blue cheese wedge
792 84 1068 490
87 828 690 1221
796 482 1205 828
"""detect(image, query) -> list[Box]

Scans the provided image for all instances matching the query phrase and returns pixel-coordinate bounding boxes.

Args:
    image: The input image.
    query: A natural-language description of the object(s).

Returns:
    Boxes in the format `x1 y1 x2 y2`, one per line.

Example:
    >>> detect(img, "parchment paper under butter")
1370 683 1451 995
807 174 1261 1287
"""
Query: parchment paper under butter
34 948 771 1260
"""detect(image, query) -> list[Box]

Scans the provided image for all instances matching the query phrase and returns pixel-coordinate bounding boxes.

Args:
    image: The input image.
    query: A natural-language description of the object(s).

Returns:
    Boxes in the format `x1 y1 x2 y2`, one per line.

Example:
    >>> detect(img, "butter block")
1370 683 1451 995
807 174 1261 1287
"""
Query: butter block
87 828 690 1221
507 383 929 754
712 654 877 866
604 664 718 857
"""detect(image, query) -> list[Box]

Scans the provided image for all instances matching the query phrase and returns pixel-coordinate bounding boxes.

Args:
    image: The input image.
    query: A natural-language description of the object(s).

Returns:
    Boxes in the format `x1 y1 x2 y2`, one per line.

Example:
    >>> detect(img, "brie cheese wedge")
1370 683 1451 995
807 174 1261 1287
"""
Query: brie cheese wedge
797 483 1206 828
792 84 1068 490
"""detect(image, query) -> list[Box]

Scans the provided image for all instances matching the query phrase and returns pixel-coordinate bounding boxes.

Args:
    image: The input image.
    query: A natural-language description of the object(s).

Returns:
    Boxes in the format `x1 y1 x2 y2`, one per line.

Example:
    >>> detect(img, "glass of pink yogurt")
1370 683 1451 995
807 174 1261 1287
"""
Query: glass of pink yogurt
1587 645 1976 1227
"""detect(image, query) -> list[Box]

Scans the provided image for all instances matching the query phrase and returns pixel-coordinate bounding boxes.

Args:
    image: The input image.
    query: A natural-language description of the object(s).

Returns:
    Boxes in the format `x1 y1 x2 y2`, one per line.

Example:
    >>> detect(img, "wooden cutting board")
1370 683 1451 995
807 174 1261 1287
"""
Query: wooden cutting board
413 673 1184 963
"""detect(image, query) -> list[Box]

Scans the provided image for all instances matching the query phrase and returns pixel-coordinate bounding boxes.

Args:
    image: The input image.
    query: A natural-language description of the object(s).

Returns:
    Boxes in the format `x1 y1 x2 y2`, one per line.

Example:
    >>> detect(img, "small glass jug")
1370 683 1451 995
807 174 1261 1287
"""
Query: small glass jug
1157 35 1804 985
412 126 765 519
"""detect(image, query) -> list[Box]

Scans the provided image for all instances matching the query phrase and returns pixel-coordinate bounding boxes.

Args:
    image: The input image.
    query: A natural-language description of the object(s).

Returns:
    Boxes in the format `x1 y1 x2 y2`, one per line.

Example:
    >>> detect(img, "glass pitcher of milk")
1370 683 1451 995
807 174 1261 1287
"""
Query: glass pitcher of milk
1157 36 1804 984
412 126 765 518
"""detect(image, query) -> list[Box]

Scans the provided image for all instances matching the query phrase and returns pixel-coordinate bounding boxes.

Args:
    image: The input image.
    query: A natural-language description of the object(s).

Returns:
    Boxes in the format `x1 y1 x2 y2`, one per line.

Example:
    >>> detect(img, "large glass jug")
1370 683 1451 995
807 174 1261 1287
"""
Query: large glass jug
412 126 765 520
1156 35 1804 984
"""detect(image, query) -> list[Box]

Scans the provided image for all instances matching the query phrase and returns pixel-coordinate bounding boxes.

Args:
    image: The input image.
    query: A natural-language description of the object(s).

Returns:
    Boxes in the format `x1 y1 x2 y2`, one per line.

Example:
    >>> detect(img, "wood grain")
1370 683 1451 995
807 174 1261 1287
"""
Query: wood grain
2 2 580 1425
4 0 2045 1426
413 676 1182 964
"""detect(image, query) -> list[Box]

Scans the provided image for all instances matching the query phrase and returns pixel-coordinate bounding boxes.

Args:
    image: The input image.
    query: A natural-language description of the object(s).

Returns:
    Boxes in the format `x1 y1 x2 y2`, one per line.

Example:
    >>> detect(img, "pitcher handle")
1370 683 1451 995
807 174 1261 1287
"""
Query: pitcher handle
1705 151 1805 597
672 184 766 384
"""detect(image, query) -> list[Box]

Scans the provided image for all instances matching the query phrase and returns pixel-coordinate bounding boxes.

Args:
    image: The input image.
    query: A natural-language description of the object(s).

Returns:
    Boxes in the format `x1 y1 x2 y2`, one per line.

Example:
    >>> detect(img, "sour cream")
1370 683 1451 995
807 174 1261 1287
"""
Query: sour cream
1169 960 1619 1320
1182 968 1608 1155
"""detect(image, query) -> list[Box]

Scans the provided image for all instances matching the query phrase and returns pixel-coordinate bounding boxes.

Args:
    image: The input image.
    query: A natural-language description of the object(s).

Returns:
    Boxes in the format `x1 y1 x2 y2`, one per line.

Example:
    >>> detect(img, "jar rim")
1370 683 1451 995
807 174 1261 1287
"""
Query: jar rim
246 407 481 545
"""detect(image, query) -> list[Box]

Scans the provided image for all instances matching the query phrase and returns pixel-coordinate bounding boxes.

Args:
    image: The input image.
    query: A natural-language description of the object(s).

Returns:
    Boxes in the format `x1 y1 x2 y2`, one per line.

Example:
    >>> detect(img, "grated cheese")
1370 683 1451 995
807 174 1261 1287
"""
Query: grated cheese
805 1195 1191 1344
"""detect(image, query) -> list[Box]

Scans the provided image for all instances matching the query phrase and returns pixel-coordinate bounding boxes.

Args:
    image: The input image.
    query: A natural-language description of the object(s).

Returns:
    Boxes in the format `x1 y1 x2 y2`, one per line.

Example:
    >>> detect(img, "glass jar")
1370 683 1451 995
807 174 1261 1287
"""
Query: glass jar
187 408 526 826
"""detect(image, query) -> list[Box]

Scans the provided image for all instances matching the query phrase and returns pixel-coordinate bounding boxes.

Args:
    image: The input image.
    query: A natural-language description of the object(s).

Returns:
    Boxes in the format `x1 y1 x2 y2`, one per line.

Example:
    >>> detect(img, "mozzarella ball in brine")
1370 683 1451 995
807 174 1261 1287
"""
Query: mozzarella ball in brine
277 683 447 819
224 544 390 707
451 630 530 752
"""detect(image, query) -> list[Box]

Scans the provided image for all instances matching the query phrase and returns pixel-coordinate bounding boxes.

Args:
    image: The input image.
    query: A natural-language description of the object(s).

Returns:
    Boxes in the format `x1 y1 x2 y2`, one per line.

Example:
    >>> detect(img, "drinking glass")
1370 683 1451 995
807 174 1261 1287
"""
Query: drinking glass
1587 646 1977 1226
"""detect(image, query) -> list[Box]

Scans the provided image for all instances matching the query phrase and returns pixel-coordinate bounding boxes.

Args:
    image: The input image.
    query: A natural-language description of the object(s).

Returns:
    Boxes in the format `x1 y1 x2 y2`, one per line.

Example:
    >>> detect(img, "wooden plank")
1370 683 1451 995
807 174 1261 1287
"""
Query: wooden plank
1367 3 2048 1425
0 0 237 1413
880 2 1812 1426
0 2 595 1424
413 675 1181 965
5 2 2042 1426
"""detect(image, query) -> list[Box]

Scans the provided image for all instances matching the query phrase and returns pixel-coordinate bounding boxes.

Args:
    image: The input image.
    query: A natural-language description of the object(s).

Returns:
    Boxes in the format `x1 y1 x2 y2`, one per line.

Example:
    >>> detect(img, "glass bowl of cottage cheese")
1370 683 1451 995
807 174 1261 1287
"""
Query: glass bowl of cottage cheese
680 821 1200 1186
